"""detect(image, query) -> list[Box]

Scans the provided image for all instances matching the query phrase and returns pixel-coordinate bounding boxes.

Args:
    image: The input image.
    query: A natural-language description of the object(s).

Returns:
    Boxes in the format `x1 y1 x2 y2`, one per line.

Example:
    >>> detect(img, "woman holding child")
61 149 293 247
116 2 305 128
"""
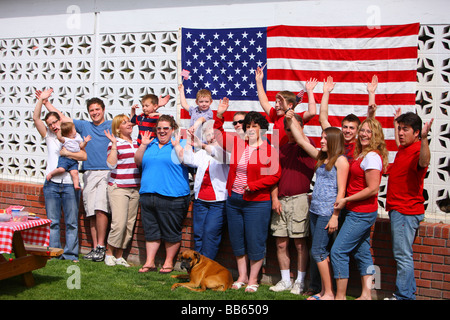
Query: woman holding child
213 98 281 293
134 115 191 274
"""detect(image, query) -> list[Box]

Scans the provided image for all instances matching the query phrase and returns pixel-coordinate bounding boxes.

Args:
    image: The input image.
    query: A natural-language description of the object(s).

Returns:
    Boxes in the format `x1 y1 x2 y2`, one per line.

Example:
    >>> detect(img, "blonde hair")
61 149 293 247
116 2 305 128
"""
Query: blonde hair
196 89 212 102
111 114 130 138
354 118 389 172
315 126 345 171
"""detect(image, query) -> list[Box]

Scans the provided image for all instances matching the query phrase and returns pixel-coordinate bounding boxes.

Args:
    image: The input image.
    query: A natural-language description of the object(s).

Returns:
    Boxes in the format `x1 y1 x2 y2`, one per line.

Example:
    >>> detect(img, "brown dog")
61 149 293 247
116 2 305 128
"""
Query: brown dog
171 250 233 292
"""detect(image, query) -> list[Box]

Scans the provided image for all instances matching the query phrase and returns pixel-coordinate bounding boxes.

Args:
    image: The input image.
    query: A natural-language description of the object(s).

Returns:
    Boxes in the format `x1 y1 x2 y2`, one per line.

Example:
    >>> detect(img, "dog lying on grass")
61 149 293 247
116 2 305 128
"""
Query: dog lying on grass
171 250 233 292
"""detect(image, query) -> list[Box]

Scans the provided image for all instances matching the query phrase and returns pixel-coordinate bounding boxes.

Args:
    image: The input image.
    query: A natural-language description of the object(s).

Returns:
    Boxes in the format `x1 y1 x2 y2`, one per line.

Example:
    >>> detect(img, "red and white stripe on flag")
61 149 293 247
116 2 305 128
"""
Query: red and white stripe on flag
179 23 420 157
266 23 419 154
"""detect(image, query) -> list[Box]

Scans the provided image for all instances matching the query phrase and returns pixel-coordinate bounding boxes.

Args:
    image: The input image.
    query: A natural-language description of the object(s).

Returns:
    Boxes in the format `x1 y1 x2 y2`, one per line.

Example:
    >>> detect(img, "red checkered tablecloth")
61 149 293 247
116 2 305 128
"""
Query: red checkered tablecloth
0 219 51 254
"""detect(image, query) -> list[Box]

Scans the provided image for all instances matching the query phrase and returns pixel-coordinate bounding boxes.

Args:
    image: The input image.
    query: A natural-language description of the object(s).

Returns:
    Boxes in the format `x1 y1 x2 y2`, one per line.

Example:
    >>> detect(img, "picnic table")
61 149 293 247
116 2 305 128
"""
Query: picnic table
0 218 62 287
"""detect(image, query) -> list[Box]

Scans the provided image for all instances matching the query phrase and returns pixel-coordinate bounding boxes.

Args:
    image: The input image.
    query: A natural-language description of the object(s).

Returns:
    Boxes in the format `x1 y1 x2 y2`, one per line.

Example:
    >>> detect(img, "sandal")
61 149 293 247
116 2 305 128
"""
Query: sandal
245 284 259 293
231 281 246 290
138 265 157 273
159 267 174 274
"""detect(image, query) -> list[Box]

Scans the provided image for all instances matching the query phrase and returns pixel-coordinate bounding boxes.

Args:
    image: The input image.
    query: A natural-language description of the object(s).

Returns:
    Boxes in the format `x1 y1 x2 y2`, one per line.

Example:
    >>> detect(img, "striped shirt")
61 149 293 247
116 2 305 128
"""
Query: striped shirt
232 145 256 194
106 138 141 188
131 113 159 145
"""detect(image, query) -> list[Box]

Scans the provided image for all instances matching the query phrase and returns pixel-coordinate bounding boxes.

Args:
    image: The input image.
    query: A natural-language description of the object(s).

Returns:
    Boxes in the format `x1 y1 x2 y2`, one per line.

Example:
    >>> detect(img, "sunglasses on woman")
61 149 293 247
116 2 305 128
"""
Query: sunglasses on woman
233 119 244 126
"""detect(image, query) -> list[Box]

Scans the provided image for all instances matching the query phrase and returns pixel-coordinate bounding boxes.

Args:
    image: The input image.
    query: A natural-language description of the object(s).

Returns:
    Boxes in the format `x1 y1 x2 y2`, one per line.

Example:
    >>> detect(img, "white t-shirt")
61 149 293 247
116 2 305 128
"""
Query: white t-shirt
62 133 83 153
360 151 383 172
45 129 72 184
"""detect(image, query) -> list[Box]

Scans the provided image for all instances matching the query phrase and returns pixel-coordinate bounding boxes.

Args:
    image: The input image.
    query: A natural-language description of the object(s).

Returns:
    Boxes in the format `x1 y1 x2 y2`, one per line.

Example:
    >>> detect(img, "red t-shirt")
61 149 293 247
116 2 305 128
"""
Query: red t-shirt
278 140 316 198
346 153 382 213
386 141 427 215
269 108 308 147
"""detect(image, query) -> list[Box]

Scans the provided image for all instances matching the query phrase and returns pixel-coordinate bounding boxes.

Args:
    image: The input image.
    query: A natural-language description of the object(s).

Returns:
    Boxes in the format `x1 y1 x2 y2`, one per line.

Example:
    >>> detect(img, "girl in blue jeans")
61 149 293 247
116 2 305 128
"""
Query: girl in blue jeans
286 112 349 300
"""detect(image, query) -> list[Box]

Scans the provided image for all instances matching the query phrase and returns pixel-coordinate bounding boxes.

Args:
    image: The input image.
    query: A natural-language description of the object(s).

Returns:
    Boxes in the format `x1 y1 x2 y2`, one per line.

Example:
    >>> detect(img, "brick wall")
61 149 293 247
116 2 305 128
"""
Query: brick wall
1 180 449 300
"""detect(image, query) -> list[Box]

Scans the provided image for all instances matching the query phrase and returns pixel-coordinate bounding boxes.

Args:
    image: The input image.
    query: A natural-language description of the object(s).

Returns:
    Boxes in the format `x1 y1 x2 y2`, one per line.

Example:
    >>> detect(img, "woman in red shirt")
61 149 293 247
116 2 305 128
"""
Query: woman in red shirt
214 98 281 293
331 118 389 300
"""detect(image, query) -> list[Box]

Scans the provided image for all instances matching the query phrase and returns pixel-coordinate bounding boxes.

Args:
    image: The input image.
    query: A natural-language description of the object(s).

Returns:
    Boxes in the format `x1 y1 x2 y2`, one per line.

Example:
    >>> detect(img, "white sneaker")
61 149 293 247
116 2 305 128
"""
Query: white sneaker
290 281 305 295
115 257 131 267
269 280 292 292
104 255 116 266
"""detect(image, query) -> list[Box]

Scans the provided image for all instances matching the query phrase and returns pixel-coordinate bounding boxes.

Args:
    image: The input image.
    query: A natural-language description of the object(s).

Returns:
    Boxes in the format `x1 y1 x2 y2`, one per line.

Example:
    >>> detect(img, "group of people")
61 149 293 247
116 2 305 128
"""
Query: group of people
33 67 433 300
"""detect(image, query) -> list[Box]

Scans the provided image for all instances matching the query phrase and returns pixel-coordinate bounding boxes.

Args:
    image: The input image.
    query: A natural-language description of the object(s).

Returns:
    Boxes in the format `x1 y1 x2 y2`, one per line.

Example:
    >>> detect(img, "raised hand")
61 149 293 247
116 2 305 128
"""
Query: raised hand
141 130 154 146
217 97 229 117
36 88 54 102
158 95 170 107
255 67 264 82
367 75 378 94
421 118 434 140
305 77 319 92
104 129 117 143
83 135 92 143
322 76 335 93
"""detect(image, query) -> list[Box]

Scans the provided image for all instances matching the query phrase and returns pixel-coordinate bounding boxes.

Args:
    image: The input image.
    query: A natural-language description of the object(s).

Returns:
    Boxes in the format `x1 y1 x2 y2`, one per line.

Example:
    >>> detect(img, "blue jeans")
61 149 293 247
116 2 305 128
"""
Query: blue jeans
226 192 271 261
193 199 226 260
309 212 333 263
43 180 80 261
389 210 424 300
331 210 377 279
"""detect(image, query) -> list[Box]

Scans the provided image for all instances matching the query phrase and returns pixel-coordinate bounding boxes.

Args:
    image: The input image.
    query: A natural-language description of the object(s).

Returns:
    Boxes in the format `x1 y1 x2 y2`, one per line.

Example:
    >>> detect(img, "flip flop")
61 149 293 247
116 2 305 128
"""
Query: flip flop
138 266 157 273
159 267 174 274
245 284 259 293
231 281 246 290
307 295 321 300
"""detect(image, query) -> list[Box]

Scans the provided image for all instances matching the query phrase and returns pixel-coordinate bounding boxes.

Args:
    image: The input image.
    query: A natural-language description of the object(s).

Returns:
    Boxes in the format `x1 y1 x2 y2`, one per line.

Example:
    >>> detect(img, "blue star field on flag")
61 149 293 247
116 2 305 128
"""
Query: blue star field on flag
181 27 267 101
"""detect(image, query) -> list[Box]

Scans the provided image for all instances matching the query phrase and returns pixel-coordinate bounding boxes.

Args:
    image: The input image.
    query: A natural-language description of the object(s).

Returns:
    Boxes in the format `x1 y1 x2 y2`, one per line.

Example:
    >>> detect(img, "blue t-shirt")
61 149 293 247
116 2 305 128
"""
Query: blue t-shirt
139 138 190 197
73 119 112 171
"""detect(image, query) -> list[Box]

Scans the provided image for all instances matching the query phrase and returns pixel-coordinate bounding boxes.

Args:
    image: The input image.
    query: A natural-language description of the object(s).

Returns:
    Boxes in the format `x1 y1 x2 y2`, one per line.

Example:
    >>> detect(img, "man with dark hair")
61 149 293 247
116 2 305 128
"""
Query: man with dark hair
385 111 433 300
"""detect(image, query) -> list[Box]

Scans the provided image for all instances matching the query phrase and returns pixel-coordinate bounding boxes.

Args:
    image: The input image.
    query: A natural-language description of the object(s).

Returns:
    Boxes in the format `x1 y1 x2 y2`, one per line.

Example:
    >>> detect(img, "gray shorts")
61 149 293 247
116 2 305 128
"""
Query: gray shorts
271 193 310 238
82 170 110 217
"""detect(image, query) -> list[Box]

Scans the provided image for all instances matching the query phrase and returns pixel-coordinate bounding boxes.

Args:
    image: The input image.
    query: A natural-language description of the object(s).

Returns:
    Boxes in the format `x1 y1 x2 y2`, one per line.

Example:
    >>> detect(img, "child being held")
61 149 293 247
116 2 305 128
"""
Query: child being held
131 94 168 145
178 84 214 135
46 122 91 190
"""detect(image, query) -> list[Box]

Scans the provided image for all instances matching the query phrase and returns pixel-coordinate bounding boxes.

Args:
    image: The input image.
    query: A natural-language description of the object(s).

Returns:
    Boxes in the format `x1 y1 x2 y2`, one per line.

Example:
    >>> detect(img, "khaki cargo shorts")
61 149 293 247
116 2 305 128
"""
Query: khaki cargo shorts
82 170 110 217
271 193 310 238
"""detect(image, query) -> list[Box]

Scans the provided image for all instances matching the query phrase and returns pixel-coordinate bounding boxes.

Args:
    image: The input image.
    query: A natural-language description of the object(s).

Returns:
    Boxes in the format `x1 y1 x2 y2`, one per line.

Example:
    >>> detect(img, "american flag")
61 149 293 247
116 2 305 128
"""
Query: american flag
179 23 420 156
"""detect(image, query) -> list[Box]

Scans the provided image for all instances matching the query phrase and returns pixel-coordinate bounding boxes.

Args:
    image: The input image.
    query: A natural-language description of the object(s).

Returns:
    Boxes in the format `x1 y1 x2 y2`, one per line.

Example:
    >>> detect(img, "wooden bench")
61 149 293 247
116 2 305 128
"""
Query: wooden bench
0 235 64 287
24 244 63 258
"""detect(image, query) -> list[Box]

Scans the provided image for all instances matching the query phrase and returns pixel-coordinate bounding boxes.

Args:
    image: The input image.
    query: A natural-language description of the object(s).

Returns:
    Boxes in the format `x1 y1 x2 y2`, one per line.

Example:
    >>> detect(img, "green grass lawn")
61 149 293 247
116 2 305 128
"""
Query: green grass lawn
0 257 306 301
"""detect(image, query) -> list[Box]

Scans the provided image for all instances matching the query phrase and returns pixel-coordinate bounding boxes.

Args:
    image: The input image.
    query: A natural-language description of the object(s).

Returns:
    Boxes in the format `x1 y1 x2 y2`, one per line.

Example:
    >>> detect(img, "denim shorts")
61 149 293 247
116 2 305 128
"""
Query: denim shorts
140 193 190 243
57 156 79 171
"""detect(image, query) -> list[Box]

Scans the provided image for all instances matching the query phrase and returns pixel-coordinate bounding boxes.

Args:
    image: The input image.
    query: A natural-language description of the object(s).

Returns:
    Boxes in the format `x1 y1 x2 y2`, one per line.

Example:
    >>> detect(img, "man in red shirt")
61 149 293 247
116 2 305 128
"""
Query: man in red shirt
385 112 433 300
